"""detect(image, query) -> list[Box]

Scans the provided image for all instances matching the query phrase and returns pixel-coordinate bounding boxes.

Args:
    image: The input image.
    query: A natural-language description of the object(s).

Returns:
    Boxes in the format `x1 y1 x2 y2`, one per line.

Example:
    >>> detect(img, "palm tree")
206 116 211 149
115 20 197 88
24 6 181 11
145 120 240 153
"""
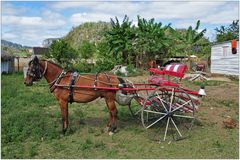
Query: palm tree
170 20 206 56
105 15 135 65
135 16 171 68
169 20 207 69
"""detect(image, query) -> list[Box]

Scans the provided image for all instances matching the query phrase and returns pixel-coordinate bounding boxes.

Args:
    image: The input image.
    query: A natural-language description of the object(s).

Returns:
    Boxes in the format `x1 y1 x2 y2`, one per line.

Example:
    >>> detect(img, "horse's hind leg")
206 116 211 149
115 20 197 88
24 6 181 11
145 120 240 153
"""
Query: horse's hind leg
59 100 69 134
105 97 118 134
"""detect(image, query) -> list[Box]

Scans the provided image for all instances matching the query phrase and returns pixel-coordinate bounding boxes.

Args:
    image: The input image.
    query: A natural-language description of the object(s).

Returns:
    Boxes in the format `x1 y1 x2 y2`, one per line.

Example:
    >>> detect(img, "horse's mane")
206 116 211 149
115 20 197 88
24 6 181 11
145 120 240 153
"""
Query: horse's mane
40 59 63 69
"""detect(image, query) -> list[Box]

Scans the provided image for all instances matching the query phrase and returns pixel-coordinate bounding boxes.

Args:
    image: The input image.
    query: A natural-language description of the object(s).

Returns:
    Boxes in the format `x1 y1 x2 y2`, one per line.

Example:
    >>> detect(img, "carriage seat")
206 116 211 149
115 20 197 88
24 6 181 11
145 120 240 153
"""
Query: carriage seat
148 64 187 86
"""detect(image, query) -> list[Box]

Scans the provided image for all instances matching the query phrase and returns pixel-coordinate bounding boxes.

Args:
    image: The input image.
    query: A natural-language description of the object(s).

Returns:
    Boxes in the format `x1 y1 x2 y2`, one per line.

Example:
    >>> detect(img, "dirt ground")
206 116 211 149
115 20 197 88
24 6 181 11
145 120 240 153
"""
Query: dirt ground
184 73 233 82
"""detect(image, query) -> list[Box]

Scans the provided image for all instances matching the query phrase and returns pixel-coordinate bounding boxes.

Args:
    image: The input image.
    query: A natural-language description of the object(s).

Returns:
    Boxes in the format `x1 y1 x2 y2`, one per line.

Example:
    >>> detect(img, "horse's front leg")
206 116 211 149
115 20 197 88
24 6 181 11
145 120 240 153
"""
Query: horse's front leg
105 97 118 134
58 100 69 134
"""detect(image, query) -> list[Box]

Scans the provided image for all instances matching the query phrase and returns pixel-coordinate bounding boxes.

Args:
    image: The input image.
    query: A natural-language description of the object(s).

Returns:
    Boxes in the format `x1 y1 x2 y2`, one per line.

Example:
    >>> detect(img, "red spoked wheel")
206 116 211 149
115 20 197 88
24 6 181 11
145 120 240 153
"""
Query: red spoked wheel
141 86 196 142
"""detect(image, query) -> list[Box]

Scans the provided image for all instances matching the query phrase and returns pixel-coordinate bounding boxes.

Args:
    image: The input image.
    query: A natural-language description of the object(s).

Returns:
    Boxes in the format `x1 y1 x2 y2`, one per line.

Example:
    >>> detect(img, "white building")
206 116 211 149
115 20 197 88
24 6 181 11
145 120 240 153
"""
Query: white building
211 40 239 75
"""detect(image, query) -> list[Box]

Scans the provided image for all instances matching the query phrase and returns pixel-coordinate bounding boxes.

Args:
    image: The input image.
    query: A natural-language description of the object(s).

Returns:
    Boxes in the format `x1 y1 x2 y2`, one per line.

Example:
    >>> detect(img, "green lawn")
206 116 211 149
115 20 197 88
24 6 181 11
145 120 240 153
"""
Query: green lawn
1 73 239 158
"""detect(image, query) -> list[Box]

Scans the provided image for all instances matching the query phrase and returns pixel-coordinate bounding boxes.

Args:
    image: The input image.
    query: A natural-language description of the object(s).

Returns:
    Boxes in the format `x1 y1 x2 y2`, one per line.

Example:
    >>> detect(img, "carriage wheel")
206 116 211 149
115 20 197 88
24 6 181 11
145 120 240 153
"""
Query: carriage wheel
128 96 145 121
141 86 195 142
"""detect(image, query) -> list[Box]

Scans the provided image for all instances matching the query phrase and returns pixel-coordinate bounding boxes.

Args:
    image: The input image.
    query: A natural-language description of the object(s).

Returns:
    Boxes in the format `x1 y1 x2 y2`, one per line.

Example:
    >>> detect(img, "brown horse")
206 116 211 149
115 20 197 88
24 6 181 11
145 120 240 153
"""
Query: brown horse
24 56 123 134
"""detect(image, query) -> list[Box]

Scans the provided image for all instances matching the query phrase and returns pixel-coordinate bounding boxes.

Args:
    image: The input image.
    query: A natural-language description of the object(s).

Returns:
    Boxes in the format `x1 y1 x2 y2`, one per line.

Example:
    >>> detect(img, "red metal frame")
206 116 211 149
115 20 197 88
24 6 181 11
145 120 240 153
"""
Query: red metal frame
55 82 200 97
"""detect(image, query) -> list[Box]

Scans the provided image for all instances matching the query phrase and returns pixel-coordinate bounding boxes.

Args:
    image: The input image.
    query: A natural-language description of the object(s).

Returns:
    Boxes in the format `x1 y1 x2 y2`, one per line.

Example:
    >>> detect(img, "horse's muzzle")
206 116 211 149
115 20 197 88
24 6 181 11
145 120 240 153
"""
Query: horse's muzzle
24 81 33 86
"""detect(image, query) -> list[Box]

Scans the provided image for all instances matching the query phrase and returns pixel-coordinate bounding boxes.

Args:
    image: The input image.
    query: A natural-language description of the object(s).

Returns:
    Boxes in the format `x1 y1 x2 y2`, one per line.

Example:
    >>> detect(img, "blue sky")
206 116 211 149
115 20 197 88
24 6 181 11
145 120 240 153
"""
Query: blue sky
2 1 239 47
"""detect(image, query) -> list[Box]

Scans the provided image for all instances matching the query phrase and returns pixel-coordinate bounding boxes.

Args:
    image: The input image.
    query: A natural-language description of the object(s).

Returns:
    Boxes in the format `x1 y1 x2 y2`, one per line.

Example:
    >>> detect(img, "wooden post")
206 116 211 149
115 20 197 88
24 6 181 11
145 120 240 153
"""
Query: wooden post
17 57 20 72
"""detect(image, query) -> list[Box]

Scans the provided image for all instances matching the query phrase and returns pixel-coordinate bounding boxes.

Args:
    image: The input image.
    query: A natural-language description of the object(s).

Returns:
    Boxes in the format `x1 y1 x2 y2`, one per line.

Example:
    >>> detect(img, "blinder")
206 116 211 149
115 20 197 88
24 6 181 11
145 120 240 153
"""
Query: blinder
27 59 43 81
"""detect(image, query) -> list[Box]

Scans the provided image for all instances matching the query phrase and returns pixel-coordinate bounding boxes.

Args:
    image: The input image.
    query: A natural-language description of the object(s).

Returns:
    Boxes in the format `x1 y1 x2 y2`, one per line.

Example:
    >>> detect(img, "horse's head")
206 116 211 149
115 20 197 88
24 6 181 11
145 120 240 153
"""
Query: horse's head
24 56 43 86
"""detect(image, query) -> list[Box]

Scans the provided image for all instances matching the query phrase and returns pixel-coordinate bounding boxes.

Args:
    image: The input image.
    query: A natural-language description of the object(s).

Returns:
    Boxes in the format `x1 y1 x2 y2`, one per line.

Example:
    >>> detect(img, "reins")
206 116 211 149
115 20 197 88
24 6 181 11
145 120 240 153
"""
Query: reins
41 61 48 77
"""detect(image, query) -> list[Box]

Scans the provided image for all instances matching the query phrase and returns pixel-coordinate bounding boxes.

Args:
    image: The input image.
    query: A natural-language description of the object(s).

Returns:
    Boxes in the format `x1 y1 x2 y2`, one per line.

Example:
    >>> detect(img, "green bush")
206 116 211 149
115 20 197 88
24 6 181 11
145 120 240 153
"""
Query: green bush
45 39 77 70
73 61 94 73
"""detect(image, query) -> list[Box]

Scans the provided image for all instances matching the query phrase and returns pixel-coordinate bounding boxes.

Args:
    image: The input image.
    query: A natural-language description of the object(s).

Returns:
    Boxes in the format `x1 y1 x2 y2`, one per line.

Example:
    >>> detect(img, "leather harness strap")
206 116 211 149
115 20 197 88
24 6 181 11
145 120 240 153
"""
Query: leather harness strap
68 72 78 104
104 72 112 87
50 71 66 93
94 72 100 90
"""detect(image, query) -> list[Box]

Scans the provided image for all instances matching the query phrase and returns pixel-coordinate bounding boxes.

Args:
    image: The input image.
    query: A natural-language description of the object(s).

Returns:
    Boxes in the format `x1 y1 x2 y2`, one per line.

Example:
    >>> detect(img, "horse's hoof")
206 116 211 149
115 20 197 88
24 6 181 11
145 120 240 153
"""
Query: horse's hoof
62 129 67 135
105 127 110 132
108 131 114 136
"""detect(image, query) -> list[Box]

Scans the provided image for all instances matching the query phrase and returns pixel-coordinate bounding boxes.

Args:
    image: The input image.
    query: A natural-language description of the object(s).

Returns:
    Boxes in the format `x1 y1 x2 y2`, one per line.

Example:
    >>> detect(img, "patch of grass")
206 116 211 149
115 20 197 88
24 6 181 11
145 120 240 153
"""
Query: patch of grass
28 142 39 157
227 75 239 82
106 149 118 158
212 140 224 152
117 106 132 120
220 100 238 108
88 127 95 134
1 73 239 159
79 138 93 150
94 140 105 149
192 80 223 86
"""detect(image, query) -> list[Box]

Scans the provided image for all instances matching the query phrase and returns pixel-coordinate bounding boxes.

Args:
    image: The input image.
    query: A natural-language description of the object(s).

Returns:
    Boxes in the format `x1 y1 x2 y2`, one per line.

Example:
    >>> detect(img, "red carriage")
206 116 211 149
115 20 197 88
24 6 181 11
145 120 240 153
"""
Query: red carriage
25 57 206 142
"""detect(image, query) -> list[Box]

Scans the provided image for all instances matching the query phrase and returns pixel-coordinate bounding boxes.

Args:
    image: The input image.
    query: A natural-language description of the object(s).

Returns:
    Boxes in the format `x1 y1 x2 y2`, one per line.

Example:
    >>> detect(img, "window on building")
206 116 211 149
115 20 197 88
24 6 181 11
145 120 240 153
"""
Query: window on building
222 46 228 56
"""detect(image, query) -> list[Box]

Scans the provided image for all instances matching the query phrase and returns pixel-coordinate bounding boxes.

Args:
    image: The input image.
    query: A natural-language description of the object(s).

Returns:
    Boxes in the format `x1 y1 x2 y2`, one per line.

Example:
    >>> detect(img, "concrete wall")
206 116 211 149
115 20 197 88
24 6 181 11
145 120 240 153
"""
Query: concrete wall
14 57 31 72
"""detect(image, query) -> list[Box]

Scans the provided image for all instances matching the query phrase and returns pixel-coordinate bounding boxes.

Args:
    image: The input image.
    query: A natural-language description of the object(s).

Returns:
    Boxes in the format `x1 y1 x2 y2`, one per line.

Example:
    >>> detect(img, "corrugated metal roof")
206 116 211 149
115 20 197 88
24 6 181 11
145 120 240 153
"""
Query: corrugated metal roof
1 50 15 60
212 40 239 46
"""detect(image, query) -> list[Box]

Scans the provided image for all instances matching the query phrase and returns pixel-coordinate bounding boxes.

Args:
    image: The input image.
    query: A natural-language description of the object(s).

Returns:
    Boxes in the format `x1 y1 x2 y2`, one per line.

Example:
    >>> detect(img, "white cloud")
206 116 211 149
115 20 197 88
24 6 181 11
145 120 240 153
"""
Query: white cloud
2 9 67 46
139 2 234 22
51 2 99 10
2 13 66 29
2 1 239 46
70 12 113 25
2 28 68 46
2 16 42 26
173 21 196 29
2 2 27 15
202 7 239 24
2 32 18 39
205 29 216 41
60 1 238 25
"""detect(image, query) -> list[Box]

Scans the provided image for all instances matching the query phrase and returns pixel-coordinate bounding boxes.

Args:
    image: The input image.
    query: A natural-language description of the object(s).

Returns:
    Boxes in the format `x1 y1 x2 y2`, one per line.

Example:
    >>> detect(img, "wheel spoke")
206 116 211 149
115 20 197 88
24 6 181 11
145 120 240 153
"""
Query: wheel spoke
173 114 195 119
163 117 170 141
142 86 196 142
169 88 174 112
171 100 191 113
143 109 167 115
156 92 168 112
146 114 167 129
133 108 143 115
170 117 183 137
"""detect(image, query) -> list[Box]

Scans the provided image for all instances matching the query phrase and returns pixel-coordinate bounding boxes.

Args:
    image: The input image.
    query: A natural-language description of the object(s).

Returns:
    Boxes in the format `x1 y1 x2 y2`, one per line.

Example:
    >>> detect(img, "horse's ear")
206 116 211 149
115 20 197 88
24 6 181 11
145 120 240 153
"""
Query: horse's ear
33 56 39 63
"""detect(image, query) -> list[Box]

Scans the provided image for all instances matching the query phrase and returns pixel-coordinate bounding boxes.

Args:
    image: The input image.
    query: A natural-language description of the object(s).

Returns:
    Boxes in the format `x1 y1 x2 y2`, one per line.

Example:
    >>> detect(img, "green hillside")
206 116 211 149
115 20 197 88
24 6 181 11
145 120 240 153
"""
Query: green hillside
1 39 32 57
64 22 111 50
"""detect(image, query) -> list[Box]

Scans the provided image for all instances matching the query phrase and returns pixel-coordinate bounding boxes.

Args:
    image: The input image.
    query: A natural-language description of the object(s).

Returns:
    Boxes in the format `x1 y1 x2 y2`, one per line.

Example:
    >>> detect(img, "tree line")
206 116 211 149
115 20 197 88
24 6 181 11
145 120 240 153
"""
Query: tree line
45 15 239 72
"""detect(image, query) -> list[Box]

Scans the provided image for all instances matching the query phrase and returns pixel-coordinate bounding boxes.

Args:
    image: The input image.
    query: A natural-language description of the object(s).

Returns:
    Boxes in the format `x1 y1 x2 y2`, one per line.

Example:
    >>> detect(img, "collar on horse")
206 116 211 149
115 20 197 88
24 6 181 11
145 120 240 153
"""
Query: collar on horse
49 70 66 93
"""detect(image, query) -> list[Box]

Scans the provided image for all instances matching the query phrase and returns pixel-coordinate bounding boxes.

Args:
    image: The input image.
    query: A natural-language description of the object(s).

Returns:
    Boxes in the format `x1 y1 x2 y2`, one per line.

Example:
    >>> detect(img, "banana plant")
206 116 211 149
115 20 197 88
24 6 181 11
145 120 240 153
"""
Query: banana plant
169 20 207 56
105 15 135 64
135 16 171 66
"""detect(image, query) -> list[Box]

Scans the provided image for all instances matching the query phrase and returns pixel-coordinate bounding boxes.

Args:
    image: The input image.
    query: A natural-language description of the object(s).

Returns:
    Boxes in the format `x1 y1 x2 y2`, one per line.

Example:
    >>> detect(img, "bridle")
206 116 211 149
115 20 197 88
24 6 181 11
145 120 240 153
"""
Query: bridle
27 60 48 81
27 59 66 91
